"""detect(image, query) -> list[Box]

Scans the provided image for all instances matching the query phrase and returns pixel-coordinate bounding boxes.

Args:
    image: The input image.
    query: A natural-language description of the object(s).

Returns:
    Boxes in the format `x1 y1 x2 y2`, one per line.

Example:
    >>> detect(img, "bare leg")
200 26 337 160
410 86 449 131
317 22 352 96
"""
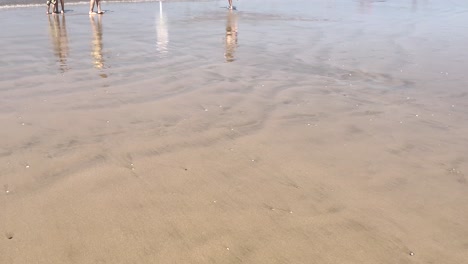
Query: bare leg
228 0 233 9
46 4 51 14
60 0 64 13
89 0 96 14
96 0 103 14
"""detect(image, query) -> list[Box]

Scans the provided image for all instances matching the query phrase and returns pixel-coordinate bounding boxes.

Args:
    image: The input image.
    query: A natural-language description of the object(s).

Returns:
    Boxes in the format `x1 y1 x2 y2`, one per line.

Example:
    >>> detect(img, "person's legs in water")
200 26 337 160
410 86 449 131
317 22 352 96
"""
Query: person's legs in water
46 0 56 14
59 0 64 13
96 0 103 13
228 0 233 9
89 0 103 14
89 0 96 14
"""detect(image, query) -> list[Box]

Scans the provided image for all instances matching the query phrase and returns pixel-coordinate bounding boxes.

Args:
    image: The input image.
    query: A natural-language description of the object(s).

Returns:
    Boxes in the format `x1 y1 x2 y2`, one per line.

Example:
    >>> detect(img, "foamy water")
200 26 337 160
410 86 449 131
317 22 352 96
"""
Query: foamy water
0 0 215 9
1 1 468 263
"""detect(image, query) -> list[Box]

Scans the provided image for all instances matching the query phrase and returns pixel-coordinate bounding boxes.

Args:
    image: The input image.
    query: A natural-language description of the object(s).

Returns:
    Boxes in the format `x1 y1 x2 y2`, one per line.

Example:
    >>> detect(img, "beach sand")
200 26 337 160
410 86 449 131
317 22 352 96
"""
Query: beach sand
1 0 468 263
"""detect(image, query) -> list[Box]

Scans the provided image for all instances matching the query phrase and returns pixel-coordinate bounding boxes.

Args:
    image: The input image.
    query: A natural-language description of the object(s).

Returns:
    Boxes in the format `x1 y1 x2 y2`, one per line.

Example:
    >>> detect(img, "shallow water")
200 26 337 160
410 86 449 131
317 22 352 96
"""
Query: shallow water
1 1 468 263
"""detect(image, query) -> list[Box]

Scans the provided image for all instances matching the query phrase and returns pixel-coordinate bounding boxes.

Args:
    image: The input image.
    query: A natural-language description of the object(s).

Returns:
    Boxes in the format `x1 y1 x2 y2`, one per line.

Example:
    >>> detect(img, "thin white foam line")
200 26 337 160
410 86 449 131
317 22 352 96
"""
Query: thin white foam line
0 0 167 10
0 2 85 9
0 0 216 9
0 3 50 9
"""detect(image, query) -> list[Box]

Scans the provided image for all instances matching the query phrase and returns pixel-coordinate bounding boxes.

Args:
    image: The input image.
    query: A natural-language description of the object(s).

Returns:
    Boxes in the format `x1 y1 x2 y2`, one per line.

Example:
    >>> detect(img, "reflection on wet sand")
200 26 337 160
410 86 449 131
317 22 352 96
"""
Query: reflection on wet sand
156 1 169 53
89 15 105 74
48 14 69 73
224 10 238 62
3 1 468 263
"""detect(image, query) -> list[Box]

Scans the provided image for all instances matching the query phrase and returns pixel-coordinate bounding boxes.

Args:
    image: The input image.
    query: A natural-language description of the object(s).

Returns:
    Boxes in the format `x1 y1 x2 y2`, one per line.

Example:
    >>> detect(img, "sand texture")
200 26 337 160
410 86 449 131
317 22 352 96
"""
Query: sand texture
1 0 468 263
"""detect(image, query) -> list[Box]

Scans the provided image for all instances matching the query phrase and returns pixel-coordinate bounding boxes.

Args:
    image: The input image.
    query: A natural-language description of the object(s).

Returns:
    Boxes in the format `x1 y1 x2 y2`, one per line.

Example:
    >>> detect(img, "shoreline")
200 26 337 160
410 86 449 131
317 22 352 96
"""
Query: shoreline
0 0 217 10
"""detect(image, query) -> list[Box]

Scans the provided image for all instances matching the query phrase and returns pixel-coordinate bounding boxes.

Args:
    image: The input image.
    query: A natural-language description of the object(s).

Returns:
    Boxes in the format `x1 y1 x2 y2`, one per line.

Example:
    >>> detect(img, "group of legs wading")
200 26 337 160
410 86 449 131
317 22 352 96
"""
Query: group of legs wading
46 0 234 16
46 0 103 15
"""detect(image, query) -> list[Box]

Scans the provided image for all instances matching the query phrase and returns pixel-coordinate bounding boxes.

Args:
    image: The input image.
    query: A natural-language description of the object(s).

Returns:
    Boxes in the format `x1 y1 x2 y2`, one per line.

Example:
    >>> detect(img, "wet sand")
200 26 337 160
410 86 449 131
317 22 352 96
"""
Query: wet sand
1 0 468 263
